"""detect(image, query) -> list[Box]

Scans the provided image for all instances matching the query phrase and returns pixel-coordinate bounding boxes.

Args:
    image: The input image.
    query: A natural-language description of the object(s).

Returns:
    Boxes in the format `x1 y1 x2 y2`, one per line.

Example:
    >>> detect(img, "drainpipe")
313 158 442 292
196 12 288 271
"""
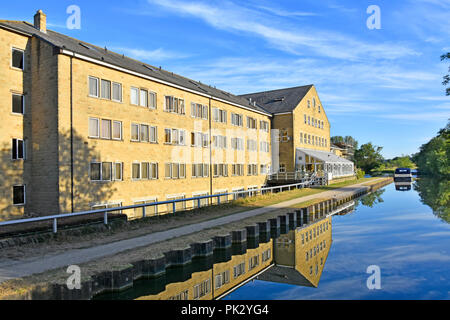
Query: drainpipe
70 56 74 212
209 97 213 198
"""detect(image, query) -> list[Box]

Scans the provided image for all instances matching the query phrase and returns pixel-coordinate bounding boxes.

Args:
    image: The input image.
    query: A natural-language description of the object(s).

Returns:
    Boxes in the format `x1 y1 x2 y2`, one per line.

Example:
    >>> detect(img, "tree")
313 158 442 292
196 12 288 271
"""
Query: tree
441 53 450 96
413 120 450 178
389 156 415 169
354 142 384 173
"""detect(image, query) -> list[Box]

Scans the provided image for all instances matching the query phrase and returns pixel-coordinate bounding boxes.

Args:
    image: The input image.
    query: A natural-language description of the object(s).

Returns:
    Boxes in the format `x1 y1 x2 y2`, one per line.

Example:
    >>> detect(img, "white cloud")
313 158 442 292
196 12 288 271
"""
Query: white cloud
146 0 420 61
110 47 190 62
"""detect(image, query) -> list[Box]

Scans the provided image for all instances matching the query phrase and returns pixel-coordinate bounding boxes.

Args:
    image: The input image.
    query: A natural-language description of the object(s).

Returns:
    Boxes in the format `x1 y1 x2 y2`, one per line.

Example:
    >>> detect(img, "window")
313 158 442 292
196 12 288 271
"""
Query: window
318 105 321 113
231 113 243 126
165 163 186 179
308 116 311 125
165 128 185 145
231 138 244 150
112 82 122 102
260 120 269 132
260 164 269 174
279 164 286 173
215 270 230 289
140 89 148 107
134 199 158 218
280 129 288 142
90 162 113 181
260 141 270 153
193 279 211 300
300 132 303 144
89 77 99 97
132 163 141 180
112 121 122 140
307 100 311 108
149 92 157 109
89 118 100 138
213 164 228 177
114 163 123 181
12 139 25 160
12 48 24 70
213 108 227 123
247 139 257 152
12 94 24 114
233 262 245 278
192 163 209 178
213 135 227 149
101 79 111 100
262 249 271 262
232 164 244 176
131 124 140 141
191 103 208 119
164 96 185 115
13 185 25 205
313 98 316 109
150 126 157 143
101 119 112 139
140 125 149 142
247 164 258 176
247 117 257 129
130 87 139 105
249 255 260 271
304 114 307 124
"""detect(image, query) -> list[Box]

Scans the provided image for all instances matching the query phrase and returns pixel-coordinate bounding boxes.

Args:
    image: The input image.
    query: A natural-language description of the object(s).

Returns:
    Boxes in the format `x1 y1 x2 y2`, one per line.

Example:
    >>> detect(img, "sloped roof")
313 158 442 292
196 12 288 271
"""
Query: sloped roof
0 20 270 116
256 265 315 287
297 148 353 164
239 85 313 114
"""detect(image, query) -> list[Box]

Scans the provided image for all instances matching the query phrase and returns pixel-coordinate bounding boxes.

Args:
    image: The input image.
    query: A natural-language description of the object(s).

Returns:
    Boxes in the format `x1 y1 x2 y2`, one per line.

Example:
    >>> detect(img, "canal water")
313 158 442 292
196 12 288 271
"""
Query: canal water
96 179 450 300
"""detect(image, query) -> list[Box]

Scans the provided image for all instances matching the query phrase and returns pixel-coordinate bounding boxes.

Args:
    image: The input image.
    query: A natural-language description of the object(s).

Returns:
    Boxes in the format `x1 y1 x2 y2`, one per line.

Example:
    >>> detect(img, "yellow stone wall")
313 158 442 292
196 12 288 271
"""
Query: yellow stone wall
294 216 332 287
59 56 271 215
0 28 30 219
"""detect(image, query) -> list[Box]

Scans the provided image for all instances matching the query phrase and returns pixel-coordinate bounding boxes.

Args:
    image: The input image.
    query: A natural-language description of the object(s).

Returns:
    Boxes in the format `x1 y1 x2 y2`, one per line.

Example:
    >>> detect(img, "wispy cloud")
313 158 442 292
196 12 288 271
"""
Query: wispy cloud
146 0 420 61
110 47 190 62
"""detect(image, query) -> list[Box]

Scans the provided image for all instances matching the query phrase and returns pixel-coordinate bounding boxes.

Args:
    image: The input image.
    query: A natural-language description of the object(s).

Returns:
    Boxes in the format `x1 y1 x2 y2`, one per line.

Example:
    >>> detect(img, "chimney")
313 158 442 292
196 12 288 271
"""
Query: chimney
34 10 47 33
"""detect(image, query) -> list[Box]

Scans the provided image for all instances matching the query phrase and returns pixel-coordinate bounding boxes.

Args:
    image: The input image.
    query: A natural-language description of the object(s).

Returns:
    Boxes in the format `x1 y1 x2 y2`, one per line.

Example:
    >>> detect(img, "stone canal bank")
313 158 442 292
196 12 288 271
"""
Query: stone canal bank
0 178 391 299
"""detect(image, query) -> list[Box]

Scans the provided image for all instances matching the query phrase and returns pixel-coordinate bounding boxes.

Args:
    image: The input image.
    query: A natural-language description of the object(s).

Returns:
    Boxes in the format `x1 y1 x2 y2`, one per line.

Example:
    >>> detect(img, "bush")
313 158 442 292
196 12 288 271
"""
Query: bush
356 168 365 179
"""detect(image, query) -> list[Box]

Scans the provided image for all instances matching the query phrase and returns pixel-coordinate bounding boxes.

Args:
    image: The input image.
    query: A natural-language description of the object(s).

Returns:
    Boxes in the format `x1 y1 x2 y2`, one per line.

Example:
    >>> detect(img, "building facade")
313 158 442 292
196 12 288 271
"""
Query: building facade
0 10 353 221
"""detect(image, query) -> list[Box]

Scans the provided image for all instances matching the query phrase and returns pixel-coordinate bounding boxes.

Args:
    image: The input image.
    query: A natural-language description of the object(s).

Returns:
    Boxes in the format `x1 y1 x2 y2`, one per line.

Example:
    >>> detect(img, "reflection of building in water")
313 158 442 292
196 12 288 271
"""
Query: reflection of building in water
395 181 412 191
136 240 273 300
257 216 332 287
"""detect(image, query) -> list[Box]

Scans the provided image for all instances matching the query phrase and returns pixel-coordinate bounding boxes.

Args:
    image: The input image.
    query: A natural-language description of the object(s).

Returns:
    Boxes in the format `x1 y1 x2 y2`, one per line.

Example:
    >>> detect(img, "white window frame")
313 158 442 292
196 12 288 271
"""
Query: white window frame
130 87 139 105
11 48 25 70
12 138 26 160
12 93 25 115
112 121 122 141
149 91 157 109
114 162 123 181
112 82 123 102
131 123 140 142
132 162 141 181
88 76 99 98
13 185 26 206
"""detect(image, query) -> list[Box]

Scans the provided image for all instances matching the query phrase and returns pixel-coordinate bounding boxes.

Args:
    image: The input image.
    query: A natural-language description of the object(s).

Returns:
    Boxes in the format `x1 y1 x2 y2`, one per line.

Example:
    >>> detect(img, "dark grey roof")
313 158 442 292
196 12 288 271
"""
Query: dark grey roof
240 85 313 114
256 265 315 287
0 20 270 116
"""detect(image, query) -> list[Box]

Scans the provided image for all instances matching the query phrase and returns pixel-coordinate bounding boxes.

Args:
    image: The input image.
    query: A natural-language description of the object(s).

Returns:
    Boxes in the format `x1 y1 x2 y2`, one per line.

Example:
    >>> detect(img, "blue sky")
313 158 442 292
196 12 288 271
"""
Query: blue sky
2 0 449 158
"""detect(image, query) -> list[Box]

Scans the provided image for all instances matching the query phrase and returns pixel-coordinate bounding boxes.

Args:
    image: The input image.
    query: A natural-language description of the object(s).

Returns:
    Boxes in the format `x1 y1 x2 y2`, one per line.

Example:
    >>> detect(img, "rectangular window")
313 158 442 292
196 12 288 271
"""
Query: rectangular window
150 126 157 143
89 77 99 98
101 79 111 100
131 123 140 141
149 92 157 109
130 87 139 105
101 119 112 139
140 124 149 142
89 118 100 138
112 82 122 102
112 121 122 140
150 163 158 179
231 113 243 126
132 163 141 180
165 129 172 144
90 162 112 181
260 120 269 132
13 185 25 205
247 117 257 129
114 163 123 181
12 94 24 114
12 48 24 70
141 162 149 180
12 139 25 160
140 89 148 107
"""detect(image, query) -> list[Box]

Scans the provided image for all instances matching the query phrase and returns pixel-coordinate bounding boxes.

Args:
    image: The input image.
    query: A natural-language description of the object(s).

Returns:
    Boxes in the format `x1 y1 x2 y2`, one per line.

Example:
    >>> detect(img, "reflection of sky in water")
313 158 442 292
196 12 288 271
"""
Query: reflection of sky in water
224 183 450 300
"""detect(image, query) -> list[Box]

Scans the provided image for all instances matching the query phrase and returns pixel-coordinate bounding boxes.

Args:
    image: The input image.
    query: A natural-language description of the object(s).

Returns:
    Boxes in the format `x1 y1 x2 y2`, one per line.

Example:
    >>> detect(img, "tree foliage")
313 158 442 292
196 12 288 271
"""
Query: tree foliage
441 52 450 96
354 142 384 173
413 120 450 178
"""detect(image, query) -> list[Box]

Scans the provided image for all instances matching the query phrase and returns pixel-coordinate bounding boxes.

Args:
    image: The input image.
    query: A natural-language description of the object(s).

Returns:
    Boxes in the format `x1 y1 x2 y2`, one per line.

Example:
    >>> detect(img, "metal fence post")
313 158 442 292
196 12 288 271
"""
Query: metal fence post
104 212 108 225
217 195 220 205
173 202 176 214
142 206 146 218
53 218 57 234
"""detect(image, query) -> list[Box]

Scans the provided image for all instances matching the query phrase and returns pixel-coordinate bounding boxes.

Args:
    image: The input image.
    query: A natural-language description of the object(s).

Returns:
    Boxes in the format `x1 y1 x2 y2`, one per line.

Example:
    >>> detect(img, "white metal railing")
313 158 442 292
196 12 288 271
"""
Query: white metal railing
0 178 322 234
